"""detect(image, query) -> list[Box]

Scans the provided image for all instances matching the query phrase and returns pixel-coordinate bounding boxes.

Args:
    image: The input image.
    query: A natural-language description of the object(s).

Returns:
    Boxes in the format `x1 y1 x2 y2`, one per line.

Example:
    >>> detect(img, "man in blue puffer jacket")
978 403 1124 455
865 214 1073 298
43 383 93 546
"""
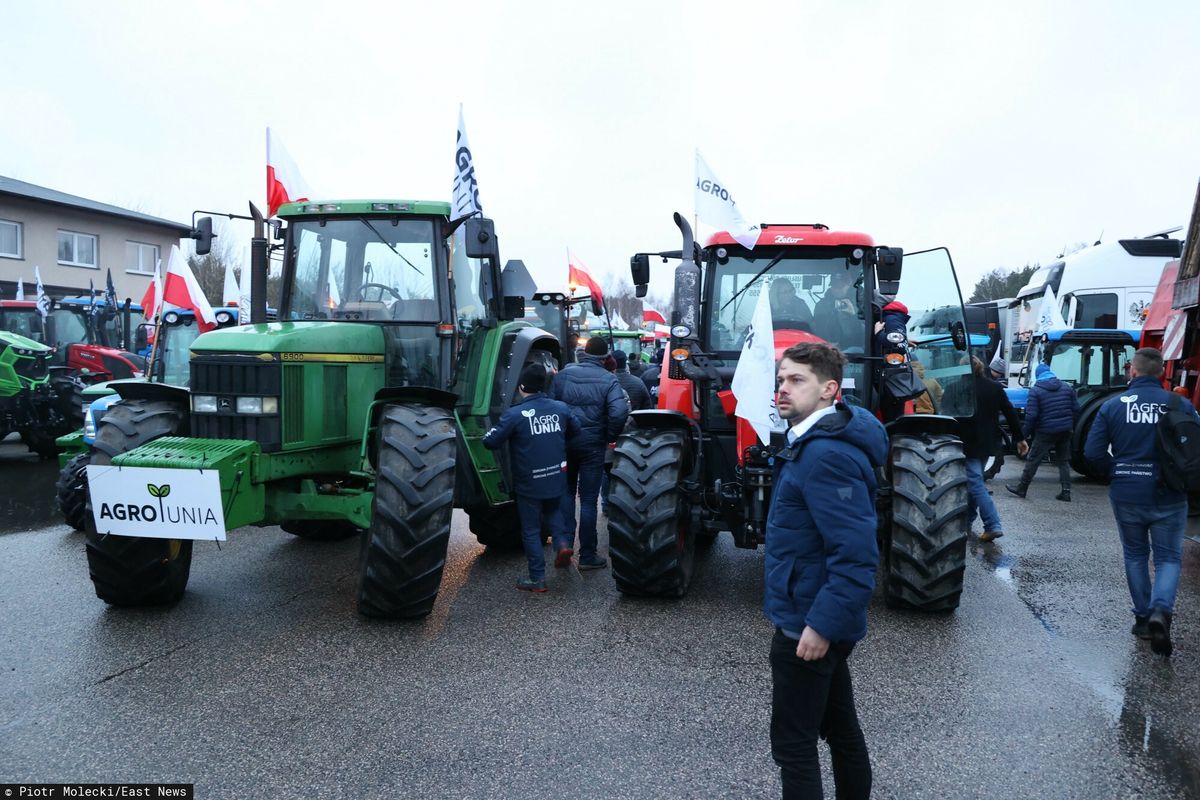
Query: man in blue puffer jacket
549 336 630 570
765 342 887 800
1084 348 1199 657
1006 362 1079 501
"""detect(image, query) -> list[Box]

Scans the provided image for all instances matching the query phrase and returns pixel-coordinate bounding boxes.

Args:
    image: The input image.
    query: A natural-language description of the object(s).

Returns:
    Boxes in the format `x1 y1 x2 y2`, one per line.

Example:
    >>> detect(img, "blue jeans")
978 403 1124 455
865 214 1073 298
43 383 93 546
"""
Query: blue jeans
516 496 561 583
1111 501 1187 616
965 458 1001 533
562 449 605 560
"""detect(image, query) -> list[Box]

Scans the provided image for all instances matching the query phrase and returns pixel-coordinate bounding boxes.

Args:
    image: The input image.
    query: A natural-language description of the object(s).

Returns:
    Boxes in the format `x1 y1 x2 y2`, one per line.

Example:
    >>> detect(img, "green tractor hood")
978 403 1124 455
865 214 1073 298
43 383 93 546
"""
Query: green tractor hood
190 321 386 357
0 330 53 353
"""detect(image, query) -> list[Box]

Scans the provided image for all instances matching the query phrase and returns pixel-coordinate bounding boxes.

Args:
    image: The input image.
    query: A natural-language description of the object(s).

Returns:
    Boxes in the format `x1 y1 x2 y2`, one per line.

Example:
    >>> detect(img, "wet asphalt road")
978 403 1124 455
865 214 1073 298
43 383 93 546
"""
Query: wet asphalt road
0 438 1198 799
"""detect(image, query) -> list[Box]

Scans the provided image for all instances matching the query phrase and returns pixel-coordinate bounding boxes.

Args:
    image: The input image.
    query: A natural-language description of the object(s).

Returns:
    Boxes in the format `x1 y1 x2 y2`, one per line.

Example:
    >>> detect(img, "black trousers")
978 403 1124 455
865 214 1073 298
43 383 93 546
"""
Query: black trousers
1018 430 1072 489
770 630 871 799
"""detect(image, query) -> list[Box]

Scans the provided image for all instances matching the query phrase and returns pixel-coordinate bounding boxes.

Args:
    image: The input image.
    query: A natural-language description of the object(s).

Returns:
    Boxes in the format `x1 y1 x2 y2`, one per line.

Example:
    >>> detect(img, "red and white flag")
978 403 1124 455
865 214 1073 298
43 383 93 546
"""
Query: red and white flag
568 251 604 311
163 245 217 332
267 127 312 217
140 260 163 319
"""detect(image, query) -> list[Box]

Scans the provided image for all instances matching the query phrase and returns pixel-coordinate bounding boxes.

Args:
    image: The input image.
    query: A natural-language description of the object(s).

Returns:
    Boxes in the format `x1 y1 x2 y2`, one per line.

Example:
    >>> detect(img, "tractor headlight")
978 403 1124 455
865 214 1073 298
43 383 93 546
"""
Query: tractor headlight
215 310 233 325
192 395 219 413
163 311 181 325
235 396 278 415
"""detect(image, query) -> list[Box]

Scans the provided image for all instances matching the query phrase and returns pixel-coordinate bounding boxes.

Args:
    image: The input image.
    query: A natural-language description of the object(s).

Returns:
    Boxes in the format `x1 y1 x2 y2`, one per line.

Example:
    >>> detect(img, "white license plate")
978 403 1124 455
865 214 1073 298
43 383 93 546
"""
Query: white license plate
87 464 227 541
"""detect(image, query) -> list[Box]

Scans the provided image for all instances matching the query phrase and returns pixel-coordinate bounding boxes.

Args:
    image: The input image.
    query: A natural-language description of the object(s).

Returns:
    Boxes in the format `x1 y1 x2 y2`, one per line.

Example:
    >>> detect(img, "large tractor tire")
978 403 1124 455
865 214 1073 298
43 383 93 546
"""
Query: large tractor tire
357 404 457 619
85 399 193 606
885 433 969 612
1070 394 1114 481
56 452 92 531
607 429 694 597
280 520 361 541
23 375 86 458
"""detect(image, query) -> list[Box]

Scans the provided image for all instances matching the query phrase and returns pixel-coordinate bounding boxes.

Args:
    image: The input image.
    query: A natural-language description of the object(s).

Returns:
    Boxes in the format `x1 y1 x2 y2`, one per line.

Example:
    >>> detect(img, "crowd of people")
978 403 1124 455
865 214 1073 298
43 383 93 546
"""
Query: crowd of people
485 332 1195 799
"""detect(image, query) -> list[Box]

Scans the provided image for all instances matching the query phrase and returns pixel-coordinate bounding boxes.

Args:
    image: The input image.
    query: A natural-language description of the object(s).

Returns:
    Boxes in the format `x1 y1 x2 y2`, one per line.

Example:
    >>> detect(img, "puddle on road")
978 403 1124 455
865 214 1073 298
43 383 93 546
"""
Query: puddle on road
0 445 63 535
974 542 1200 793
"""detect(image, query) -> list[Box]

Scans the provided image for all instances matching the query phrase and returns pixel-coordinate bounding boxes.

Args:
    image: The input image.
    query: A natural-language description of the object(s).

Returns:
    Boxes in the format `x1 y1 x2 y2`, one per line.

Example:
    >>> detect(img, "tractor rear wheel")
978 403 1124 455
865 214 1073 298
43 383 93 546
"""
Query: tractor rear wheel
885 433 969 612
281 521 361 541
56 452 92 531
1070 395 1113 481
85 399 192 606
357 404 457 619
608 429 694 597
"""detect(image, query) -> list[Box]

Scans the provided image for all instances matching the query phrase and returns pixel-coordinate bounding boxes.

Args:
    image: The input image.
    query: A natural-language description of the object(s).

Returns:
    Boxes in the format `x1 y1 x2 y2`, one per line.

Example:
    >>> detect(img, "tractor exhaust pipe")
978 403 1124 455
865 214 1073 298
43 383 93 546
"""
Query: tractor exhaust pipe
669 212 701 380
249 202 269 324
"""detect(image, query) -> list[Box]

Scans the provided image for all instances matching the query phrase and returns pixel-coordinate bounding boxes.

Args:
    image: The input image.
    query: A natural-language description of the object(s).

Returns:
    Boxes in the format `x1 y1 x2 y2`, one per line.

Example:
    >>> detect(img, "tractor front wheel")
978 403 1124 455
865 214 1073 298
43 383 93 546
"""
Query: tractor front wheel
607 429 694 597
357 404 457 619
56 452 92 531
85 399 192 606
885 433 969 612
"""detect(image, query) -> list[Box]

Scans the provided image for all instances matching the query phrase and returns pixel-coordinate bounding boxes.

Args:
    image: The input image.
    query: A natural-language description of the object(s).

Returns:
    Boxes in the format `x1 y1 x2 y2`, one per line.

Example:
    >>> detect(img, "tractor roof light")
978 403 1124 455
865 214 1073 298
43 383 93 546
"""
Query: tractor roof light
163 311 181 325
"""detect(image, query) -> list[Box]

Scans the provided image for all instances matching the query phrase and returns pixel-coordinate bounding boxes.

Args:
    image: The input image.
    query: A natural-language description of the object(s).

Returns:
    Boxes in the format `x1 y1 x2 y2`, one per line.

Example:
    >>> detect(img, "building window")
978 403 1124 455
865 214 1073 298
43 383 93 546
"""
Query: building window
126 241 160 273
58 230 98 268
0 219 21 259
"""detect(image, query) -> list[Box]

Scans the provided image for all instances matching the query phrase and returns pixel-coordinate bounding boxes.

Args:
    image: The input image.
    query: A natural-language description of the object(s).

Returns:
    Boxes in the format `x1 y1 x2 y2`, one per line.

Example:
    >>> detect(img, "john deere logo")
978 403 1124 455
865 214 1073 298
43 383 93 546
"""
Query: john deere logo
97 481 218 524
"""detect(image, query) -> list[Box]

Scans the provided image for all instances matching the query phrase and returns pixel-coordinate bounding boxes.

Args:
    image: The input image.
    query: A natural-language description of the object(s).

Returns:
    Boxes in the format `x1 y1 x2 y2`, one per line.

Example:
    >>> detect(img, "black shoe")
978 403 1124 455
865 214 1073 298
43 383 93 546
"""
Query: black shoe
516 577 548 593
1131 616 1151 640
1148 609 1173 656
1005 484 1027 498
1056 489 1071 502
577 555 608 571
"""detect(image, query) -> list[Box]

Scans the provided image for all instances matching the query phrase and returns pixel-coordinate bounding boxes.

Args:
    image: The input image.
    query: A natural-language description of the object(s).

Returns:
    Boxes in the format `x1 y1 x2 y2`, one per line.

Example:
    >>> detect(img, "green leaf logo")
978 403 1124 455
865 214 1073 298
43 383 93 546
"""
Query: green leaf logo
147 483 171 498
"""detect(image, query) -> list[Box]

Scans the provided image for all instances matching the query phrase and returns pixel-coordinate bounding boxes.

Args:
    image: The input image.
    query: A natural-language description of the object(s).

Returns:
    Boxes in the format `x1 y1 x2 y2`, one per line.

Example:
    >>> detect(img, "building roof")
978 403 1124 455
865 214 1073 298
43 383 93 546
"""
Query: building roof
0 175 192 235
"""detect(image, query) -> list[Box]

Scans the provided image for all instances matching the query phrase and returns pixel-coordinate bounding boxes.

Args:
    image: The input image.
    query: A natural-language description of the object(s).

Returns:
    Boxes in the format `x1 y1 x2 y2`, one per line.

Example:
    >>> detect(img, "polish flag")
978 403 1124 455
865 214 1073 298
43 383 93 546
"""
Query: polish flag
642 308 666 327
140 260 163 319
162 245 217 331
267 127 312 217
568 251 604 311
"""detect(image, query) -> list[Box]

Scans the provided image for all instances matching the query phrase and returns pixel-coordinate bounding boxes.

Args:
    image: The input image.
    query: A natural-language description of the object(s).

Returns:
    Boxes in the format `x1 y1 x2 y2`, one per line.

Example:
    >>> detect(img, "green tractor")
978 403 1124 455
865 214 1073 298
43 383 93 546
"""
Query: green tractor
0 329 85 457
83 199 558 616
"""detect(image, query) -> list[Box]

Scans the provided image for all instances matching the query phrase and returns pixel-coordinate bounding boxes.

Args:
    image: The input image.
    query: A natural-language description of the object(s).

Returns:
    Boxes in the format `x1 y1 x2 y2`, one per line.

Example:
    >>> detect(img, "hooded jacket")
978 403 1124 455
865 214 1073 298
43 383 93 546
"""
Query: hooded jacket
763 403 888 643
549 354 630 451
1022 364 1078 438
482 393 580 499
874 301 910 358
1083 376 1200 506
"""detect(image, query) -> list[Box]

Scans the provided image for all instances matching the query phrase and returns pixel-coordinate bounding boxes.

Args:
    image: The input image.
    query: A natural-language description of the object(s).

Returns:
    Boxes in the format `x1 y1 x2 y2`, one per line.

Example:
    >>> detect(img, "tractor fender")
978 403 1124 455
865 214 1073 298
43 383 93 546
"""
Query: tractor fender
500 327 561 405
112 380 189 407
885 413 960 439
624 409 702 477
374 385 457 410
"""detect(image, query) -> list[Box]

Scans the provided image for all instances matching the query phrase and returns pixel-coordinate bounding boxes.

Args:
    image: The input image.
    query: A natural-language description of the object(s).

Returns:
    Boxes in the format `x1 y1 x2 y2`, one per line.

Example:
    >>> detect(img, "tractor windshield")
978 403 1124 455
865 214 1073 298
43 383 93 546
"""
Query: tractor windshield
709 253 866 352
48 307 89 348
284 217 440 322
1021 337 1135 391
0 308 45 343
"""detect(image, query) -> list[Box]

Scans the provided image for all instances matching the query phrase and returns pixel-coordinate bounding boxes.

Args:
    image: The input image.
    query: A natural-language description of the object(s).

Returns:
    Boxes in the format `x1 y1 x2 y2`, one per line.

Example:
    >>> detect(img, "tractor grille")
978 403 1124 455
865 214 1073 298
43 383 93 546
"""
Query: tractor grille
190 357 283 452
14 355 49 383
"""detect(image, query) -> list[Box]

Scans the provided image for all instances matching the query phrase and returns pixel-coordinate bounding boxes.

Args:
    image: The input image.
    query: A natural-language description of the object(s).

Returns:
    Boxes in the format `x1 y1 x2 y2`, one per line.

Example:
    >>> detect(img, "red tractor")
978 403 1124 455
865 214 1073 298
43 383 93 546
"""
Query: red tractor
609 214 977 611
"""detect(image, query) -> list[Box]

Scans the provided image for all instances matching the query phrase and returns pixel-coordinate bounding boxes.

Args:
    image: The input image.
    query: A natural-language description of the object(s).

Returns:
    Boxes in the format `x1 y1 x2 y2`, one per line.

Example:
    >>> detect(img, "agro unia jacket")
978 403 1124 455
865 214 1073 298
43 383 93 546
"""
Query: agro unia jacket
763 403 889 642
482 393 580 500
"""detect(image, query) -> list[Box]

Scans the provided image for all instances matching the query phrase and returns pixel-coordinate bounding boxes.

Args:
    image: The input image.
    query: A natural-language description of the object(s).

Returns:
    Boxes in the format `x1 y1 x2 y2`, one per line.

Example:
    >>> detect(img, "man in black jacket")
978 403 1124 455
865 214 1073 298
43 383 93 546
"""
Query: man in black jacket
550 336 630 569
483 364 581 592
1006 363 1079 501
612 350 651 411
953 357 1029 542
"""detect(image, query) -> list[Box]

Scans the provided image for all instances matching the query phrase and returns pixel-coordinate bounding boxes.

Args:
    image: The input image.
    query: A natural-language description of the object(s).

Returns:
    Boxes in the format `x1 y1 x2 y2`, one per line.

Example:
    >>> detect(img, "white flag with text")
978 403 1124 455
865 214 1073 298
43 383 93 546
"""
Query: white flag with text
731 288 785 444
1035 283 1068 335
695 150 760 250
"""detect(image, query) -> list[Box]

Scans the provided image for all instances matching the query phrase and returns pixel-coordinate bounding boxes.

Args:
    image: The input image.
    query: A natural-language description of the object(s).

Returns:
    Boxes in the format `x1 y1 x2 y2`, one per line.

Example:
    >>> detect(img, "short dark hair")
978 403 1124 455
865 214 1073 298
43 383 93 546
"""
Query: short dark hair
780 342 846 386
585 337 609 356
1132 347 1164 378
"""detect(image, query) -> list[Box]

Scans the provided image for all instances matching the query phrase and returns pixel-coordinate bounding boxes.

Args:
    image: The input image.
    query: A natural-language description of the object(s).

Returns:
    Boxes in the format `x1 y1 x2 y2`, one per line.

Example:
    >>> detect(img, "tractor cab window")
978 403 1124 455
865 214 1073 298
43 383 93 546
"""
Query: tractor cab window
156 316 200 386
450 240 487 330
2 310 42 342
708 253 864 352
897 248 975 417
286 218 439 322
48 307 88 349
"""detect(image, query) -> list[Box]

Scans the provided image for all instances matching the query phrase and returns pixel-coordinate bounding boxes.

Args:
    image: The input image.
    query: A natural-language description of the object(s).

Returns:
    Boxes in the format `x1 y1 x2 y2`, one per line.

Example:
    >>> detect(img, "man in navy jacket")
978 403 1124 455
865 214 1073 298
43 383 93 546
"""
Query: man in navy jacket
766 342 887 799
1084 348 1198 656
1007 363 1079 501
483 363 580 592
550 336 630 570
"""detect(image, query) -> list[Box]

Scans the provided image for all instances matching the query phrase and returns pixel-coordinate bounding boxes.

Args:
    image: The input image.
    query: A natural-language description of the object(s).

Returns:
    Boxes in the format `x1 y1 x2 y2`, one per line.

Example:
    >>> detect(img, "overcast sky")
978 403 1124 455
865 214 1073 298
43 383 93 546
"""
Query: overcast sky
3 0 1198 305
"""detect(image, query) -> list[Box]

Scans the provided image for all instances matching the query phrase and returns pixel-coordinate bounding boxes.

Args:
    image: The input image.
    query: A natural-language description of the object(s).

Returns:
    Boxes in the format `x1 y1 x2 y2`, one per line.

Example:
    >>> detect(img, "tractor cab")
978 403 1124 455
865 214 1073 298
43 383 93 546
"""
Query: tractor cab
0 301 49 344
46 297 146 382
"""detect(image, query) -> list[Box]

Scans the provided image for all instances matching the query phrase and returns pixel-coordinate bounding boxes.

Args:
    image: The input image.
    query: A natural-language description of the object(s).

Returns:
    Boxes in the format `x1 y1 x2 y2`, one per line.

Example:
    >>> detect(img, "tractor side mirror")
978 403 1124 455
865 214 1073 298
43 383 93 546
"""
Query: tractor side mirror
630 254 650 286
1018 363 1031 388
192 217 215 256
464 217 498 261
950 320 968 351
591 297 603 316
271 219 285 241
876 247 903 282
